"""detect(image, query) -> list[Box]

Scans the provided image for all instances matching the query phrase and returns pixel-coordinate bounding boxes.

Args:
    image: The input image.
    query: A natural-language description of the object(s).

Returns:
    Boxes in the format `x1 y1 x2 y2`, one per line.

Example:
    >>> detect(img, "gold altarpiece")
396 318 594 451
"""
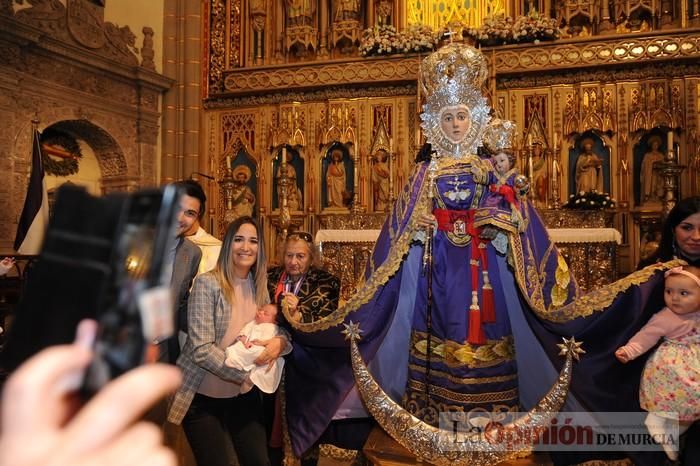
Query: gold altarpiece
200 0 700 282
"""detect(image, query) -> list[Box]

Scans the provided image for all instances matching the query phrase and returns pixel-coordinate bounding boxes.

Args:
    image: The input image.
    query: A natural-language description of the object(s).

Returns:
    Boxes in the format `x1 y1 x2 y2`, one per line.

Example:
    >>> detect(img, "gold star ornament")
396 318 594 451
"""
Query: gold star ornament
557 336 585 361
341 321 363 342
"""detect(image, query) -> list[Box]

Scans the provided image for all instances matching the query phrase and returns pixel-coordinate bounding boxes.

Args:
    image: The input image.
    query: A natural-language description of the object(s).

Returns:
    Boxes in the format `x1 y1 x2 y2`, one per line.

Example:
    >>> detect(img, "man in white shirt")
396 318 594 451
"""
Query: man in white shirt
179 180 222 275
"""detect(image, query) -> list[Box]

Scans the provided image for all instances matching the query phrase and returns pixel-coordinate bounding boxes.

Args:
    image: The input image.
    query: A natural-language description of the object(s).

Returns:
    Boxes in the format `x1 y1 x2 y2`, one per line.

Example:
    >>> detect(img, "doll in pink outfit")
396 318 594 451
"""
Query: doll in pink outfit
616 265 700 460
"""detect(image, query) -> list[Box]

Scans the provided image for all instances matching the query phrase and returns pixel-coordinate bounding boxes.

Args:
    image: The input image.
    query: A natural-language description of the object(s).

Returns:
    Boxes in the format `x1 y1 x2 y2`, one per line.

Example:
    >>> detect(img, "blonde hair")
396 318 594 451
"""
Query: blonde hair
213 216 269 307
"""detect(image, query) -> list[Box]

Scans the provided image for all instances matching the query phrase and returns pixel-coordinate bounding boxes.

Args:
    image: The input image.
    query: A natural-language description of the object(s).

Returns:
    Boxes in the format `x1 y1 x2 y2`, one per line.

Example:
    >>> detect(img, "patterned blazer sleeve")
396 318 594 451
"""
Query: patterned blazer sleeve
187 274 247 383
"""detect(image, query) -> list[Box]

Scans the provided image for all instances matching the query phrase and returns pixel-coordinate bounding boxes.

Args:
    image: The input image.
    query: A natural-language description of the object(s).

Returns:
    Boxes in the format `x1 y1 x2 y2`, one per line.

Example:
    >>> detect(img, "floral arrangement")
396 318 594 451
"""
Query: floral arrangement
465 11 560 46
465 15 513 46
512 11 560 43
564 190 616 210
359 24 437 57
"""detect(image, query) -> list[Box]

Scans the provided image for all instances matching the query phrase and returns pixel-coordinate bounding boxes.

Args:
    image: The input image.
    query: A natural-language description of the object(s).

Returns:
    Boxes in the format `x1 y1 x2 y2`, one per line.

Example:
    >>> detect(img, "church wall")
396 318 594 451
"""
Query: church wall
103 0 164 74
0 1 172 253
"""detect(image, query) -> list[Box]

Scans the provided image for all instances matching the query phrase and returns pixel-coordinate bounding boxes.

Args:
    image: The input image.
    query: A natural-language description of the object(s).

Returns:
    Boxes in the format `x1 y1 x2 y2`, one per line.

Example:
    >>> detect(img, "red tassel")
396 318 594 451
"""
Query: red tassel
468 308 486 345
479 245 495 323
468 291 486 345
482 285 495 323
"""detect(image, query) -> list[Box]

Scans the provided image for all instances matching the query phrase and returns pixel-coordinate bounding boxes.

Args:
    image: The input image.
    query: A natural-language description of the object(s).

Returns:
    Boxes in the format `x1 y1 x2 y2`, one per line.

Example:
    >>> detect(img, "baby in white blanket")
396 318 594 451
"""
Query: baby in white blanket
224 303 284 393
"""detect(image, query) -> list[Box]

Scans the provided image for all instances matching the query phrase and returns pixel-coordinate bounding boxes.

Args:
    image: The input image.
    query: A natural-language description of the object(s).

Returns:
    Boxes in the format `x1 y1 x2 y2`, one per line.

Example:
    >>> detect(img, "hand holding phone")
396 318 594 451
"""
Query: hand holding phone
0 320 180 466
1 185 181 396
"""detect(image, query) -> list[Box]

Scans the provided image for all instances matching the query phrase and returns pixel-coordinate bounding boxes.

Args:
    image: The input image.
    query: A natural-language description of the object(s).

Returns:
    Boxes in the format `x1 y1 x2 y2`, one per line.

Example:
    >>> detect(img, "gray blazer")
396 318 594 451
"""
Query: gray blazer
173 238 202 333
167 272 248 424
162 237 201 364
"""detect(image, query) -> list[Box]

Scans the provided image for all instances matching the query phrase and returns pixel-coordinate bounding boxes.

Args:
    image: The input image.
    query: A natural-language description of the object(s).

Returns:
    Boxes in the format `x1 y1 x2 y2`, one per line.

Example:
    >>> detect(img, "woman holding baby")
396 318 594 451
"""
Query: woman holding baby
167 216 290 466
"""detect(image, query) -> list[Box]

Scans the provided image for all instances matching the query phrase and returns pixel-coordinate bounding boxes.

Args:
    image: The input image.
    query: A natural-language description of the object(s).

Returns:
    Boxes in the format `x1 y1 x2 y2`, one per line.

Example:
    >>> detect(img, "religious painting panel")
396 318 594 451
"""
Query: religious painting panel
634 129 669 207
226 148 258 223
272 145 304 211
568 132 610 196
321 143 354 211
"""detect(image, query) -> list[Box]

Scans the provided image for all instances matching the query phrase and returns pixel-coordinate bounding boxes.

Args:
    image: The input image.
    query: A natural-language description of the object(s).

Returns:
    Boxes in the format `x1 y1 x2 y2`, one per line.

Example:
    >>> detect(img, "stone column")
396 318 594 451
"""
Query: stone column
319 0 329 57
599 1 613 33
162 0 202 183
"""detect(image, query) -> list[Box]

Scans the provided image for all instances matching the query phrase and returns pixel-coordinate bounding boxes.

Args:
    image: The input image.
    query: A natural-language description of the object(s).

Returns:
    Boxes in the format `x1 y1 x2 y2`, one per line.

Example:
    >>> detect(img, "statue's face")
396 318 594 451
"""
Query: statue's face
439 105 471 143
650 139 660 149
332 150 343 162
492 152 510 173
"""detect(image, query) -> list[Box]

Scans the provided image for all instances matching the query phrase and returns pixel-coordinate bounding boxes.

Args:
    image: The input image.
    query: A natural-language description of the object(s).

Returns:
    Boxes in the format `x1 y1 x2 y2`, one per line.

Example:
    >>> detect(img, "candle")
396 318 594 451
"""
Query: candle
389 151 394 187
226 155 231 168
282 147 287 163
528 133 532 146
309 167 314 207
553 131 558 149
667 131 673 154
354 143 359 190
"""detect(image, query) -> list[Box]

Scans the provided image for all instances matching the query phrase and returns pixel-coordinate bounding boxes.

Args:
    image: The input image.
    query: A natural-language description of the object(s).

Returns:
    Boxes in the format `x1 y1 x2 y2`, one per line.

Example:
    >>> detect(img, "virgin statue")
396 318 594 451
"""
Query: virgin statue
280 42 670 466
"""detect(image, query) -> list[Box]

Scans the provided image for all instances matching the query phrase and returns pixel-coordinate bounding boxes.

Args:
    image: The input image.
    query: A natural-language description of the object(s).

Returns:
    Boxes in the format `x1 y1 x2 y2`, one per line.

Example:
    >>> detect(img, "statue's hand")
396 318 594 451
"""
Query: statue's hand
479 225 499 240
417 212 437 231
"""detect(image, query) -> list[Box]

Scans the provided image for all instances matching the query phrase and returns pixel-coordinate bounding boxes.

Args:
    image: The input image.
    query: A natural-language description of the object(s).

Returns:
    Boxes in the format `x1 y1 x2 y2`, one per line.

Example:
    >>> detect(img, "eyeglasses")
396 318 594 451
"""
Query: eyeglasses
287 232 313 243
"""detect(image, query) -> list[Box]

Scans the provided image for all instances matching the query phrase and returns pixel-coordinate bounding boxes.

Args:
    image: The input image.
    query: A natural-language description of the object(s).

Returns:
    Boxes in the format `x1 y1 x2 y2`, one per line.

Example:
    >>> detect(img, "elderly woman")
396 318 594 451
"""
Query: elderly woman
267 232 340 324
266 232 365 464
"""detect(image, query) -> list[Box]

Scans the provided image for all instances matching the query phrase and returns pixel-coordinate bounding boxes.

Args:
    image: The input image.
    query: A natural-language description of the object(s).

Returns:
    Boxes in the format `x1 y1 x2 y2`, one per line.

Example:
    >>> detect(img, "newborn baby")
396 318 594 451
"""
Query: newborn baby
224 303 285 394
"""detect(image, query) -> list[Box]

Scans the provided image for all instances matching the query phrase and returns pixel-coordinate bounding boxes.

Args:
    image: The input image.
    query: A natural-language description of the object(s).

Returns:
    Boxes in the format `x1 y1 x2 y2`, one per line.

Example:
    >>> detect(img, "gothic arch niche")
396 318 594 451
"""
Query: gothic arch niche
271 144 304 212
46 119 129 193
568 131 610 195
220 138 260 232
320 141 354 211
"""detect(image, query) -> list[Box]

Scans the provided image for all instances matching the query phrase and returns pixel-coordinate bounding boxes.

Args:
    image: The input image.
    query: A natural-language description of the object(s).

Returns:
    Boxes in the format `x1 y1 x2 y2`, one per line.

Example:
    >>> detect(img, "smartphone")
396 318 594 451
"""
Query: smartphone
1 184 181 395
